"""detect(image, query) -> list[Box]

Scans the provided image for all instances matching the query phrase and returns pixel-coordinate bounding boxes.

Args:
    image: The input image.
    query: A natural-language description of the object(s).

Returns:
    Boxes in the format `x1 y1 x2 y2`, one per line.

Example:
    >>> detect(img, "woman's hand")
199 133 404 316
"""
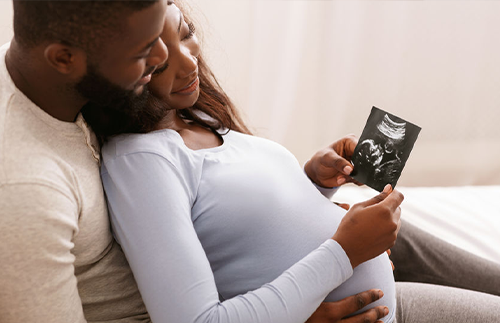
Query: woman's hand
386 249 395 271
332 184 404 268
304 135 362 188
306 289 389 323
334 202 395 271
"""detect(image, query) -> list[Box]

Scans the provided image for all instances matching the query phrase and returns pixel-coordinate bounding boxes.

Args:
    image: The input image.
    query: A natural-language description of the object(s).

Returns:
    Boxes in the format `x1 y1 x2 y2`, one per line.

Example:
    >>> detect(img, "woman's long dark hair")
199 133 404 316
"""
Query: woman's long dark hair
181 54 252 135
82 4 252 143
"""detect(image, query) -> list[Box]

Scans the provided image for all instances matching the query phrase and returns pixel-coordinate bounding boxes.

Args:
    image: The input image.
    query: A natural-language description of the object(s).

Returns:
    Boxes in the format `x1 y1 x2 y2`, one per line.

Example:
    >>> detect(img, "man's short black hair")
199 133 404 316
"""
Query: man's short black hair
13 0 158 53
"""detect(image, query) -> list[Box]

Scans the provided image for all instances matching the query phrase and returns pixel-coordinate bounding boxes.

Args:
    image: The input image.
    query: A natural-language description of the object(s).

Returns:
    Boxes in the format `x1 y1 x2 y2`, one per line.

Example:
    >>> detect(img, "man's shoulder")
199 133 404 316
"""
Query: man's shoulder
0 94 87 191
0 105 71 183
0 121 82 208
0 154 79 208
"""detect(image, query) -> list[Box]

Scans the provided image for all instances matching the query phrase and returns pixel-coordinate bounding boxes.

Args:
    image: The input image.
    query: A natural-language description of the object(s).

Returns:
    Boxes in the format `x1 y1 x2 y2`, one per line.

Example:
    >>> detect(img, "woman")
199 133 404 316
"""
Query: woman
83 2 500 322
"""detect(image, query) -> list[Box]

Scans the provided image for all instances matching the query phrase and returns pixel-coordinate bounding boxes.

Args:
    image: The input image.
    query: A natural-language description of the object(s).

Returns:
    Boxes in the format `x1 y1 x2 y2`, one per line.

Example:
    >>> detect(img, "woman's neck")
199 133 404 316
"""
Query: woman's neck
153 110 188 131
153 109 223 150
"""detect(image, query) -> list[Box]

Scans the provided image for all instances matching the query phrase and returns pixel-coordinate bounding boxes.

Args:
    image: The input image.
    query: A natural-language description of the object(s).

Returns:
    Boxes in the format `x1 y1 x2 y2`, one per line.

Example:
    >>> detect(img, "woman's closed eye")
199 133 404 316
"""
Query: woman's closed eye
152 63 169 76
183 22 195 41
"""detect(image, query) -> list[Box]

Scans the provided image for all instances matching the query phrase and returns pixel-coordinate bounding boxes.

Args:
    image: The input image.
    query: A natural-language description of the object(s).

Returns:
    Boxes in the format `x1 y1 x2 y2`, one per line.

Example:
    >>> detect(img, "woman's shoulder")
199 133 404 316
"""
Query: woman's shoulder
228 130 297 160
101 129 200 168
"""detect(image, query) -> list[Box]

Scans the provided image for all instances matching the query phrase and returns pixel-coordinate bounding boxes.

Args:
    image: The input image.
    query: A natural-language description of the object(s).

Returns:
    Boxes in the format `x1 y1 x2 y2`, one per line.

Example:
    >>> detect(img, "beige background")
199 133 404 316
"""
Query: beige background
2 0 499 187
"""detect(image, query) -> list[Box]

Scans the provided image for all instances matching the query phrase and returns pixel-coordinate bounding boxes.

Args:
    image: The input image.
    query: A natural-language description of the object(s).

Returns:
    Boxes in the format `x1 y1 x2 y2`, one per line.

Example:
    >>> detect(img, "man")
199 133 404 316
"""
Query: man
2 1 498 322
1 1 388 322
0 1 168 321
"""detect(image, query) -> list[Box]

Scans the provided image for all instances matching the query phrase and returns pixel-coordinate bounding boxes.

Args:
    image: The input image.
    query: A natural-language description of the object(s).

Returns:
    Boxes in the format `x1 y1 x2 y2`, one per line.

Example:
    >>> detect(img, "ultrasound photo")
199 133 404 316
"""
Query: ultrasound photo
350 106 421 192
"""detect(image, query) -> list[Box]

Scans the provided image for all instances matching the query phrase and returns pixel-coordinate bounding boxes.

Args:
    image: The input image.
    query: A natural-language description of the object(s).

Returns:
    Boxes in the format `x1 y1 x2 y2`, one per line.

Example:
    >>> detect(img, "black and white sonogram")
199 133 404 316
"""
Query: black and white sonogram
351 106 421 192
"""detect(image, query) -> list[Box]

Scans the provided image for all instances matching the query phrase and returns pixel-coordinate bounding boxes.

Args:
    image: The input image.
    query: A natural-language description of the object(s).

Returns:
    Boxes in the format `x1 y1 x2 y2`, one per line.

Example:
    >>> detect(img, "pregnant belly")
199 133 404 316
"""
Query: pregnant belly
208 208 396 322
324 252 396 323
200 185 396 322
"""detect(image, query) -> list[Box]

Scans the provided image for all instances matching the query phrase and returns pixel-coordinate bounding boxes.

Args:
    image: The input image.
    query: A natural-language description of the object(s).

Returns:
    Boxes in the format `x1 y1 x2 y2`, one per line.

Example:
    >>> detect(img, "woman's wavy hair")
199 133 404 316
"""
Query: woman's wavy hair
82 1 252 143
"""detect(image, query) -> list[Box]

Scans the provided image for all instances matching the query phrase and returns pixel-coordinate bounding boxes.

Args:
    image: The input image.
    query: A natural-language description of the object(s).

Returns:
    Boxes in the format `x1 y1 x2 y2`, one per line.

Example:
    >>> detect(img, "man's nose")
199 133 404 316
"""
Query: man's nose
147 38 168 68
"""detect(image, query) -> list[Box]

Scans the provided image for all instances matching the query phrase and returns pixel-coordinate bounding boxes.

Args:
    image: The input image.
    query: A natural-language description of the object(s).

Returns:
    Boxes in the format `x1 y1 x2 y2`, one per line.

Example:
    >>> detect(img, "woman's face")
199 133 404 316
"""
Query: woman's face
149 3 201 110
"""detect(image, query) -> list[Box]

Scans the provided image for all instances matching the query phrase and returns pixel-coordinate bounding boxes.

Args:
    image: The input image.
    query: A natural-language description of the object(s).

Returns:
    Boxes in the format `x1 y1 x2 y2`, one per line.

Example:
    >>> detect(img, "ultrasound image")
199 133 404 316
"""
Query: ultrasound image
351 107 421 192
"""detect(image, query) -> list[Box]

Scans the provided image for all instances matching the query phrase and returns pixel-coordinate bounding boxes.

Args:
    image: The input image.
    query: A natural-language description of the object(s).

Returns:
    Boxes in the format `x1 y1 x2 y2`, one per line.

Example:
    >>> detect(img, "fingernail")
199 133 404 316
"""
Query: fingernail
378 290 384 298
384 307 389 315
343 166 353 175
383 184 391 193
337 177 346 185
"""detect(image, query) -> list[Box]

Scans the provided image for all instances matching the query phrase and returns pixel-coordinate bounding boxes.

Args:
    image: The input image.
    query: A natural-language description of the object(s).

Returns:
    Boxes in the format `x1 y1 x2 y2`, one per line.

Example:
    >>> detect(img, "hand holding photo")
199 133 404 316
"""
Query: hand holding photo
350 106 421 192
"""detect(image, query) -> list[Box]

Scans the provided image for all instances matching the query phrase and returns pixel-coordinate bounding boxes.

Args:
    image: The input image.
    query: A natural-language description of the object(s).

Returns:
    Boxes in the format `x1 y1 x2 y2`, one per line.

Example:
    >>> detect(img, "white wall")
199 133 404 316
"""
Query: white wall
0 1 13 44
2 1 499 187
189 0 500 187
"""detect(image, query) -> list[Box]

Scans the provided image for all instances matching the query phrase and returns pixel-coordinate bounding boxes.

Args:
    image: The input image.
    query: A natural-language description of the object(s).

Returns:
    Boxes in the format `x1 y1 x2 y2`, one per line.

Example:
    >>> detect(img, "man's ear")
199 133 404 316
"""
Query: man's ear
43 43 87 76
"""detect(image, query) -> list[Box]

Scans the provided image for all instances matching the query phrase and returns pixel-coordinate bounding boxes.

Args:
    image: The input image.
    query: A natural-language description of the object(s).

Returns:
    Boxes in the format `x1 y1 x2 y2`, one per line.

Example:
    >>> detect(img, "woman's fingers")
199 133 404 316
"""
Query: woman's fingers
386 249 395 270
334 289 386 319
341 305 388 323
357 184 393 207
334 202 351 210
306 290 388 323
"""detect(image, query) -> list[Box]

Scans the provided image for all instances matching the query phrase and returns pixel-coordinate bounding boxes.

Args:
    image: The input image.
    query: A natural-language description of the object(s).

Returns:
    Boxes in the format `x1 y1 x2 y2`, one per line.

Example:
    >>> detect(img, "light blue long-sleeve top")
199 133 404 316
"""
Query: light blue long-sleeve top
101 128 395 323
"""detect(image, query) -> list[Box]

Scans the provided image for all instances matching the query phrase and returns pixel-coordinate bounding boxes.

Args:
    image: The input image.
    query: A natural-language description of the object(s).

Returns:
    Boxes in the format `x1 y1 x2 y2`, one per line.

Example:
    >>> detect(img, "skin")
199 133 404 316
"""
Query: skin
5 0 169 122
146 3 404 322
149 3 201 112
304 134 363 188
335 203 395 271
305 136 402 322
333 183 403 268
307 289 389 323
147 3 223 150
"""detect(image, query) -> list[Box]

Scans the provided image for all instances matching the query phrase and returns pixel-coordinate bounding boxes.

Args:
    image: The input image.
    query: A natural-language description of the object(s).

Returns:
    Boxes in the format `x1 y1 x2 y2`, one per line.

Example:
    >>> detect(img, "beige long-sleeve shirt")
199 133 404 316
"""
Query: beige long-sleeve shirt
0 43 150 322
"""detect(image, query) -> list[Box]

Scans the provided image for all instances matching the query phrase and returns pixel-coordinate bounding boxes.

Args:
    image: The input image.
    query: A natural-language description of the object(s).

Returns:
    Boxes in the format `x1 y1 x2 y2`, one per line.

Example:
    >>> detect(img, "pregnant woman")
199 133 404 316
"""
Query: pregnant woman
83 1 500 322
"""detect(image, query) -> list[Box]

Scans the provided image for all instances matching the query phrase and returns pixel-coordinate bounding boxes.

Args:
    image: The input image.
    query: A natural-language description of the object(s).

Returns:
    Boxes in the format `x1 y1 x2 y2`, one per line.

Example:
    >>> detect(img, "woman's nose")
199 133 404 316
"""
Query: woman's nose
177 50 198 79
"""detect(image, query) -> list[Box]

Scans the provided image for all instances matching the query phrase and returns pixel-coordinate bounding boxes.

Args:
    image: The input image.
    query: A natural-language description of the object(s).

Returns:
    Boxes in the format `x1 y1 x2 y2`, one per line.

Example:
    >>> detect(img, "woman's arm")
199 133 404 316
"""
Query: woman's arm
102 152 354 323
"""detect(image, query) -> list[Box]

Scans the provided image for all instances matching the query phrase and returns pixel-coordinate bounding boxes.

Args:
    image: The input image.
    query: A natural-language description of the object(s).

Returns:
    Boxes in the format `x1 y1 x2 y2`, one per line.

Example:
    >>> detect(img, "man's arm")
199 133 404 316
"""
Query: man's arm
0 182 86 323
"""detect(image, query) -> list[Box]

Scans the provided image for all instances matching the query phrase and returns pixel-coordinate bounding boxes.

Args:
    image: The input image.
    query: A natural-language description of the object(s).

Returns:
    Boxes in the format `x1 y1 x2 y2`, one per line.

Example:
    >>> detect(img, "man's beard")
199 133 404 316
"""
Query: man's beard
75 63 151 118
77 64 169 136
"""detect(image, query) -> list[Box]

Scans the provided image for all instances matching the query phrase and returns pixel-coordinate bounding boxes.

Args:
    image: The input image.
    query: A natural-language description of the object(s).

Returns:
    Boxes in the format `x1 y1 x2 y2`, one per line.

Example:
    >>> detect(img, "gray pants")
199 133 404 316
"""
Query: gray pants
391 220 500 322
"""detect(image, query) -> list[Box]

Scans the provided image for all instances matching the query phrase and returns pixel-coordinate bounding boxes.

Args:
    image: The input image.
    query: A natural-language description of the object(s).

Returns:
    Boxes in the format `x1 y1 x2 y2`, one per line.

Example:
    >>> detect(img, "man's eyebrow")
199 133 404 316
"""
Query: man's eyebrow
140 37 160 53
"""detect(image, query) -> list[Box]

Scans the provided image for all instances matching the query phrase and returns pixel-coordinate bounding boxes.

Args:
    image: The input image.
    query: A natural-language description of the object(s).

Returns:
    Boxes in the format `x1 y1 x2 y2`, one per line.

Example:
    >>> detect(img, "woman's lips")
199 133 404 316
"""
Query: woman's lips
174 77 199 95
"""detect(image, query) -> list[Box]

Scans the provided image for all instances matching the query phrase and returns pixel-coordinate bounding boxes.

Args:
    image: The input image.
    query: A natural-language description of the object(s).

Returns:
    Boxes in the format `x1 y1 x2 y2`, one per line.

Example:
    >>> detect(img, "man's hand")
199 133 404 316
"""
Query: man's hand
306 289 389 323
304 135 361 188
332 184 404 268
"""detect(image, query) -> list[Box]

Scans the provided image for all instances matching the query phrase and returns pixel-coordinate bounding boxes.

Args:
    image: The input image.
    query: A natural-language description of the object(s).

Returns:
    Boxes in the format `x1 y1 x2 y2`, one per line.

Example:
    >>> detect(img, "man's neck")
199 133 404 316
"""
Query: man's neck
5 41 86 122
